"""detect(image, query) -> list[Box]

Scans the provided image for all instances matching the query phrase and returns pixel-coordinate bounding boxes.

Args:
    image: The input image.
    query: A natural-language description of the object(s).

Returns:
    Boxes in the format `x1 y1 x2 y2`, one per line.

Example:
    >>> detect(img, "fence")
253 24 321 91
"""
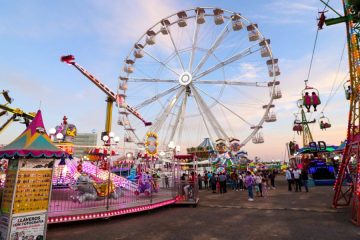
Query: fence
48 176 175 217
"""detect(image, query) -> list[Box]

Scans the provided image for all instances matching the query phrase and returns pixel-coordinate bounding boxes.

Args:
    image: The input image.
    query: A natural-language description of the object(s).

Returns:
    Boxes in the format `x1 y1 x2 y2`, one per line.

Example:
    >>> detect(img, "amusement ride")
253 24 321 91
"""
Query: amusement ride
322 0 360 225
0 90 35 133
0 6 284 224
117 7 282 152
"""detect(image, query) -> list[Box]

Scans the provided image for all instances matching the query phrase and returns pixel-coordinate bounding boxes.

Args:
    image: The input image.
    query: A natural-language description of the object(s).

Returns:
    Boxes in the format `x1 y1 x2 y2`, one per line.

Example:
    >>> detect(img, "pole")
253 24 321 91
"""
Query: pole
106 141 112 210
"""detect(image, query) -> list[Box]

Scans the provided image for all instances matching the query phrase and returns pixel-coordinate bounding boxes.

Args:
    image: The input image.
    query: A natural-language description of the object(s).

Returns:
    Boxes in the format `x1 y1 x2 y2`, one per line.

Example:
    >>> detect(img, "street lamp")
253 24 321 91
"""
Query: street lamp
56 133 63 143
49 127 56 139
102 132 119 210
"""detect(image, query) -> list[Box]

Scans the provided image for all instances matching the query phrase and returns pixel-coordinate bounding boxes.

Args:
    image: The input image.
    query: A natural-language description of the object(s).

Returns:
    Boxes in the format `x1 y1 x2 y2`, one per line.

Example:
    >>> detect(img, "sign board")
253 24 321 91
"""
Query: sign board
9 214 46 240
145 132 158 157
13 169 52 214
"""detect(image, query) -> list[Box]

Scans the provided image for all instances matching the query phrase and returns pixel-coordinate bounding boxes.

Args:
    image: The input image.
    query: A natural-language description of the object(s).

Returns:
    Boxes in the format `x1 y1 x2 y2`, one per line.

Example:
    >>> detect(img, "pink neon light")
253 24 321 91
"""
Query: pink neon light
48 200 176 223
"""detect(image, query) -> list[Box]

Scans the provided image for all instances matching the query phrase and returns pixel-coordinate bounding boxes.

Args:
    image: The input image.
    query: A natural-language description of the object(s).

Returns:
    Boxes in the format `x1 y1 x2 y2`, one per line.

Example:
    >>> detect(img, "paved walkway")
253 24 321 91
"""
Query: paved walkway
47 180 360 240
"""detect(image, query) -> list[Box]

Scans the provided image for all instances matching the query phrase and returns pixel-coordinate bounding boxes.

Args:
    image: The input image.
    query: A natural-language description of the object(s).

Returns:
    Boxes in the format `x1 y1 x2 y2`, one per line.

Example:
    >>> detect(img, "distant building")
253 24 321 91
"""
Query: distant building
73 133 97 158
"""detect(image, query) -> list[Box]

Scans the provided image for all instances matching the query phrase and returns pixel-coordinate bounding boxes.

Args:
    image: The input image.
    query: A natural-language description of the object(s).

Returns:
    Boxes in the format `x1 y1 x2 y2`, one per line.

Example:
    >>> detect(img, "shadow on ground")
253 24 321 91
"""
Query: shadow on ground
47 180 360 240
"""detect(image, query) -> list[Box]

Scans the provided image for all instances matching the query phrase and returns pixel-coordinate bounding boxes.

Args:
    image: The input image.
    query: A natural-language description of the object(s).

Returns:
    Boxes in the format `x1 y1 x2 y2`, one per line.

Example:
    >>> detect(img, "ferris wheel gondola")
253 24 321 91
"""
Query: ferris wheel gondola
118 7 281 150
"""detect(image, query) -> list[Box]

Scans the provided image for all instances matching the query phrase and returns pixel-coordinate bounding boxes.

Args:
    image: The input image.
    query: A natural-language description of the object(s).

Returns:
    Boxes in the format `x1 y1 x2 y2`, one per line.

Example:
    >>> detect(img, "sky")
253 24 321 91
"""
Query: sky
0 0 348 161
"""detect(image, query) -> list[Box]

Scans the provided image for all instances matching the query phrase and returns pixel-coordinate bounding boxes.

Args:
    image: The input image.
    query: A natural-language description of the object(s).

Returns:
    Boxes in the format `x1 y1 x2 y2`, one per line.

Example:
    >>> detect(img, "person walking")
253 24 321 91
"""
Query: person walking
219 173 227 194
245 171 255 201
198 173 203 190
238 172 244 191
210 174 217 193
301 168 309 192
293 168 302 192
269 169 276 189
255 172 263 197
230 171 238 191
204 173 208 189
207 172 213 190
285 168 293 191
164 174 169 188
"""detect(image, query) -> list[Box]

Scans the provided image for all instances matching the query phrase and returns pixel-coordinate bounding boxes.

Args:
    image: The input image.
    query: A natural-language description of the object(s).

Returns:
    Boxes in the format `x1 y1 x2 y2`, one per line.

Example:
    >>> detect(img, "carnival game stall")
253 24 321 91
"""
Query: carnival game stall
173 154 199 205
295 144 338 185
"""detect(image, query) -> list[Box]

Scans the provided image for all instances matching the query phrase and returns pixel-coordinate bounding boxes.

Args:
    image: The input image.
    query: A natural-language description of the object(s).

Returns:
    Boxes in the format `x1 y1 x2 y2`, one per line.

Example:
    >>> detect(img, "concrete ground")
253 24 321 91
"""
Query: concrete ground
47 180 360 240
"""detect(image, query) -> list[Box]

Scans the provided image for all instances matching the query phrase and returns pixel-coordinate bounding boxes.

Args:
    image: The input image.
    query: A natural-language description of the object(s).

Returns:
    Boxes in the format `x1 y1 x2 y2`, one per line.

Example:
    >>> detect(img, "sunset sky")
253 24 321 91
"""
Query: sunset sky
0 0 348 160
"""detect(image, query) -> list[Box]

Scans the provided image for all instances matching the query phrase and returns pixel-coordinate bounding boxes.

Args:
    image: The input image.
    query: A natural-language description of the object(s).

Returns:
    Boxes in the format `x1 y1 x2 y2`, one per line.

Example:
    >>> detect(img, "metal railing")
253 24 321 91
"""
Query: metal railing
48 176 174 216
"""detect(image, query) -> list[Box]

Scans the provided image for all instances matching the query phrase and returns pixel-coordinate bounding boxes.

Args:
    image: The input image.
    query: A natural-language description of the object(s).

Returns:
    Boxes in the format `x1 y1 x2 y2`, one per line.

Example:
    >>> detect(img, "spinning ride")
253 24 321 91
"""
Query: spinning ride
118 7 282 150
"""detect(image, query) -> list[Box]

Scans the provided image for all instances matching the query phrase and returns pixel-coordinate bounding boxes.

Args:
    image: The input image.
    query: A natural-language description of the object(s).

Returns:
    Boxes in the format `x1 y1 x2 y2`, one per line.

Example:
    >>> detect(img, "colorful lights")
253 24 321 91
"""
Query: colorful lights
48 199 175 224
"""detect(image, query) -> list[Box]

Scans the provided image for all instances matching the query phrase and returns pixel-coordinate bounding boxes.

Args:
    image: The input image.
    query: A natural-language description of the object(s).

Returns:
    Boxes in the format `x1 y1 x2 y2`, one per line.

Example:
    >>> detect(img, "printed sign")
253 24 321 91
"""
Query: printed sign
12 169 52 214
10 214 46 240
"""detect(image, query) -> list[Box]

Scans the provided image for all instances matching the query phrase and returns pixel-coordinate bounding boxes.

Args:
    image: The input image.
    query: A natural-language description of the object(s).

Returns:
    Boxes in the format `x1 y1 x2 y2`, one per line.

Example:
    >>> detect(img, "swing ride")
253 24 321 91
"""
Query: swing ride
302 0 360 225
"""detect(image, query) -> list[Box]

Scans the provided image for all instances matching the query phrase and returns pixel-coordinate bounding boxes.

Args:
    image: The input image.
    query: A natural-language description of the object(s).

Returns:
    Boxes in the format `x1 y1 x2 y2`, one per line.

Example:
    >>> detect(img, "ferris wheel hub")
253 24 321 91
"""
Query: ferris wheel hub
179 72 192 86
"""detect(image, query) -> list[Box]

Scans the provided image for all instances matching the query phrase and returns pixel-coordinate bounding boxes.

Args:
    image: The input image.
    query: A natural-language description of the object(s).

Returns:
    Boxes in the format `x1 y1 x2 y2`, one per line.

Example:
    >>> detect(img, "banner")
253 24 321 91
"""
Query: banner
10 214 46 240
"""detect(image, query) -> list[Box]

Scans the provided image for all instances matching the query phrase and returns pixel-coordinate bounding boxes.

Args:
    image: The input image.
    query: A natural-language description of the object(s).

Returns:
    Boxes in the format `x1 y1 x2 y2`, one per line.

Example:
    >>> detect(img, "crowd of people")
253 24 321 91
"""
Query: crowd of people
285 167 309 192
197 169 277 201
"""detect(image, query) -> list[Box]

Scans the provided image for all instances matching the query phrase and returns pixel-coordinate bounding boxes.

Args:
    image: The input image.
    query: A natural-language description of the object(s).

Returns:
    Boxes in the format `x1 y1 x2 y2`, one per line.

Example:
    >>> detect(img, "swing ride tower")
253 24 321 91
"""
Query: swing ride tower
294 99 315 147
324 0 360 225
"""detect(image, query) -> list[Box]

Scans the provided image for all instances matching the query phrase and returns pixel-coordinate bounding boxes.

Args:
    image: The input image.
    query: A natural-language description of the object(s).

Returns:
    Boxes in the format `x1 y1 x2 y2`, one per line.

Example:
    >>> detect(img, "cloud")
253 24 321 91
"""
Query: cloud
266 1 318 15
250 0 319 25
90 0 180 47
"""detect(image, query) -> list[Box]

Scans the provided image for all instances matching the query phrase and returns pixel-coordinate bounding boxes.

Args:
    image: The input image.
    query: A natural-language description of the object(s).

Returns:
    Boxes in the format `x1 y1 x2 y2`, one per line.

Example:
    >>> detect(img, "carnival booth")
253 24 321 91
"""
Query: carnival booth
295 144 338 185
0 110 65 239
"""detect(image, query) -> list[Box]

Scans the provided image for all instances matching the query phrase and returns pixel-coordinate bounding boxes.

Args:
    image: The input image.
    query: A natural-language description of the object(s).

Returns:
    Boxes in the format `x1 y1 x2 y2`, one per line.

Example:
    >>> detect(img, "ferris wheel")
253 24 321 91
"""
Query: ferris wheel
117 7 281 151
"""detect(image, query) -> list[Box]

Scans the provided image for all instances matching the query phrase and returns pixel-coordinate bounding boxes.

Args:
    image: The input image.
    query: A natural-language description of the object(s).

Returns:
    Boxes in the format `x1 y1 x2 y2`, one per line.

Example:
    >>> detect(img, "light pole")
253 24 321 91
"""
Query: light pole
102 132 119 210
56 133 64 144
49 128 56 142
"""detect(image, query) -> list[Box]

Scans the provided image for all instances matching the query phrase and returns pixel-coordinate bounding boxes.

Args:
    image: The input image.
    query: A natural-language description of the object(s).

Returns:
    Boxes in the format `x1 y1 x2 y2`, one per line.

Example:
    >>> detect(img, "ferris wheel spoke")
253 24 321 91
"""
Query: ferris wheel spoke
193 43 261 81
134 85 181 110
149 87 185 134
176 93 188 145
190 85 228 140
190 87 215 142
126 77 178 84
141 48 181 76
194 85 253 126
192 19 232 76
166 26 186 72
168 92 188 144
194 80 269 87
189 14 201 72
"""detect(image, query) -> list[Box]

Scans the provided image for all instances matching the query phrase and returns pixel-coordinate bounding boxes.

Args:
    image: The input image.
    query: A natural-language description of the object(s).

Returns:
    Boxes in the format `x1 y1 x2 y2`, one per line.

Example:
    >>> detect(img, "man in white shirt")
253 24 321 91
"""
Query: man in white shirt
285 168 293 191
293 168 302 192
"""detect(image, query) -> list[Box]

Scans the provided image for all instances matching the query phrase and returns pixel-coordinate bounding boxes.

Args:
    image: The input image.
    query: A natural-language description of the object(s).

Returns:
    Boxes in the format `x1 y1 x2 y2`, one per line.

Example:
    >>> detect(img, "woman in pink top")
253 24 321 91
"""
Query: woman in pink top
304 92 311 112
311 92 320 111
